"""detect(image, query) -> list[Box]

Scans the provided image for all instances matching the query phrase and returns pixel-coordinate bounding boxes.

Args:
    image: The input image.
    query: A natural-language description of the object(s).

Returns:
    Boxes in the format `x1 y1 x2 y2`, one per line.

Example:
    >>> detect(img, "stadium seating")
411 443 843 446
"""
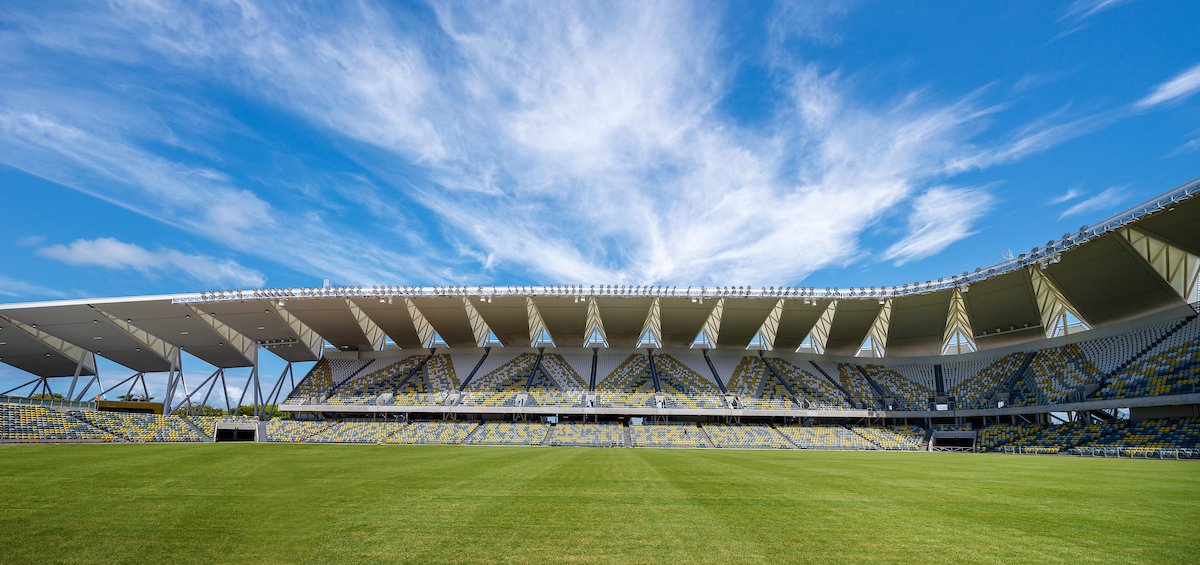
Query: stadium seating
628 423 711 448
1021 345 1101 405
71 410 209 442
1101 317 1200 400
776 425 874 450
835 364 879 408
763 358 850 409
977 418 1200 454
654 354 725 408
328 356 426 405
283 358 334 405
853 425 925 450
266 420 330 442
947 353 1025 409
702 423 791 449
548 423 624 447
460 353 538 407
387 421 479 445
0 404 116 442
859 365 933 410
465 421 549 446
305 420 406 443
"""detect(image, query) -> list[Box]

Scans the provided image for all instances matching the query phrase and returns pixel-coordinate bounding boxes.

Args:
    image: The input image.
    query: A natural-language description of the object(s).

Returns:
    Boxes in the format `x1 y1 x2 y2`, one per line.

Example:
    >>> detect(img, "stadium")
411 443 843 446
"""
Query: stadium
3 179 1199 561
4 2 1200 563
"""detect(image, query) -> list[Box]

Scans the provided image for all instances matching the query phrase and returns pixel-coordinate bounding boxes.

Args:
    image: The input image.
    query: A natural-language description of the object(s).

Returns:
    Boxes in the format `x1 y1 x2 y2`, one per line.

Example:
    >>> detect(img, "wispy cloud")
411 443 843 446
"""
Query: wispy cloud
1050 187 1083 204
1135 62 1200 109
882 186 994 266
1166 137 1200 158
1063 0 1131 22
0 1 1115 286
1058 186 1125 219
39 237 266 287
1054 0 1131 40
0 275 67 299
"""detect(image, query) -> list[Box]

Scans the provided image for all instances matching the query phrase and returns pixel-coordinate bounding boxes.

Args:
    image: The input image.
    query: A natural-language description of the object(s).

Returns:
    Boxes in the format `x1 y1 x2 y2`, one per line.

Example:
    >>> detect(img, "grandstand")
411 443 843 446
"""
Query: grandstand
0 181 1198 460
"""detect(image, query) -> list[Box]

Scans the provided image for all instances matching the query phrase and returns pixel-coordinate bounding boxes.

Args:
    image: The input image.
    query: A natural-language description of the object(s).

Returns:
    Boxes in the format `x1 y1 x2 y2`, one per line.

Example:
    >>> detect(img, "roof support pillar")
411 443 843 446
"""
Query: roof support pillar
942 289 977 355
93 307 179 368
0 314 97 376
691 298 724 349
582 297 608 348
747 299 785 351
404 298 446 349
857 299 892 358
344 299 387 351
463 298 502 347
527 297 555 348
1120 227 1200 302
1029 267 1090 338
270 304 324 358
186 305 258 365
798 300 837 354
636 297 663 348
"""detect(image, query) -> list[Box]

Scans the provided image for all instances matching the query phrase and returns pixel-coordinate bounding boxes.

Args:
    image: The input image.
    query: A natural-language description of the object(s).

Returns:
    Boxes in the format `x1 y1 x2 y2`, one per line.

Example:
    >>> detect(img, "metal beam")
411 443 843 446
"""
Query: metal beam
582 297 608 348
0 314 97 375
462 298 502 347
746 299 785 351
636 297 663 349
94 307 179 366
798 300 836 354
270 303 324 358
691 298 724 349
1120 227 1200 301
186 305 257 365
857 299 892 358
942 289 977 355
1029 267 1089 339
344 298 387 351
404 298 446 349
527 297 555 348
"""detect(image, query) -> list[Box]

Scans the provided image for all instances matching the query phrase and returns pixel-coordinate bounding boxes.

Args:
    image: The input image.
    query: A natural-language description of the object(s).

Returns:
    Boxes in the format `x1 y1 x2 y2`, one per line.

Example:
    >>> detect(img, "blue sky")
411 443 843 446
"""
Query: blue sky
1 1 1199 397
2 0 1199 299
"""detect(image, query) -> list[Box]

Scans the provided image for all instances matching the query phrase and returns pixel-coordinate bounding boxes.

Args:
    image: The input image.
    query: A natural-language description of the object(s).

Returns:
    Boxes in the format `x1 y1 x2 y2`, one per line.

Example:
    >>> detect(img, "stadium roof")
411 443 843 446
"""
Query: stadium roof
1 179 1198 378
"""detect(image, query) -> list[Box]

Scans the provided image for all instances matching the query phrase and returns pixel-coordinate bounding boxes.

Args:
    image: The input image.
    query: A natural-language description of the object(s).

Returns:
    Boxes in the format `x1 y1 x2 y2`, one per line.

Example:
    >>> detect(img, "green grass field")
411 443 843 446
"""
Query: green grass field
1 444 1196 564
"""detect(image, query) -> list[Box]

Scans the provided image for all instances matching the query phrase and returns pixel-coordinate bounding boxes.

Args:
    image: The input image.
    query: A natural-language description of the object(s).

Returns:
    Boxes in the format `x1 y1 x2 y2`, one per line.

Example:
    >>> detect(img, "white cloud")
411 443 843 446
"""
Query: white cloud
0 275 66 299
1136 62 1200 109
38 237 266 287
1050 187 1083 204
882 186 994 266
1063 0 1130 22
0 1 1101 286
1058 186 1124 219
1167 137 1200 158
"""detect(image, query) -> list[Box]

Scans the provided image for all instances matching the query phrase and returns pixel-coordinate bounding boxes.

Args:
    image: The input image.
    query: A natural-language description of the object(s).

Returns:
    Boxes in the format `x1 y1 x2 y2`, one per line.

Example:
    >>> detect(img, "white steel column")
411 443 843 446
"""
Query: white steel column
857 299 892 358
636 297 663 349
691 298 724 349
582 297 608 348
1029 267 1089 338
527 297 555 348
746 299 785 351
942 289 977 355
344 299 387 351
1120 227 1200 301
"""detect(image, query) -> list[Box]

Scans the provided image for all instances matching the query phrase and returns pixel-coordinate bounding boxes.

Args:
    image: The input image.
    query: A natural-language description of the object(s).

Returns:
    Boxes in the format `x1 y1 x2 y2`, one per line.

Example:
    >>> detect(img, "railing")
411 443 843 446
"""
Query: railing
1072 446 1200 459
0 395 96 410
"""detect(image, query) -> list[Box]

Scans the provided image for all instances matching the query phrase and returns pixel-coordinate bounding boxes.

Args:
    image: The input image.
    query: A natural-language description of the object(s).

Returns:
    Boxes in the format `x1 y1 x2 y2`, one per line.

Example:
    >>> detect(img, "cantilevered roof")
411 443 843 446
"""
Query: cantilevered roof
0 178 1197 377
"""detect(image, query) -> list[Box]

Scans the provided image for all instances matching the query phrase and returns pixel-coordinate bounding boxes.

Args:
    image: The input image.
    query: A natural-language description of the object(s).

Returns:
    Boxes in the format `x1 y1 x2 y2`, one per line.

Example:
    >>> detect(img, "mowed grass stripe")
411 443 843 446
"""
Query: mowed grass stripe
0 444 1195 564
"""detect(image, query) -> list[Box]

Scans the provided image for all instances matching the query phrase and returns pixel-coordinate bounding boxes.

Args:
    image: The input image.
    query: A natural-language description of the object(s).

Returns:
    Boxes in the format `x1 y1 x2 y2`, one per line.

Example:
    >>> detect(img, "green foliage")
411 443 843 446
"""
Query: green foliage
0 446 1195 563
30 393 65 400
115 394 155 402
